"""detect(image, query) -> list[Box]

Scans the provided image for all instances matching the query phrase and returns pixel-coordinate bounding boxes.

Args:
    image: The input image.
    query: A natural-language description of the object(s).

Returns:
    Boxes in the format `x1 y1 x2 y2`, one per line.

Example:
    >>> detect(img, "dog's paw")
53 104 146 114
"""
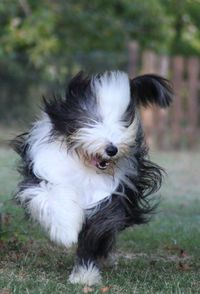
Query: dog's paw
69 262 102 286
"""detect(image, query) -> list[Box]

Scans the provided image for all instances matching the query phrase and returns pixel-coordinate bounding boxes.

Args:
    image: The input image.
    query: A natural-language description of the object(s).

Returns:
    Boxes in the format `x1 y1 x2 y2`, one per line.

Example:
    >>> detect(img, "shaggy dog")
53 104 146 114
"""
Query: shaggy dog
13 71 173 285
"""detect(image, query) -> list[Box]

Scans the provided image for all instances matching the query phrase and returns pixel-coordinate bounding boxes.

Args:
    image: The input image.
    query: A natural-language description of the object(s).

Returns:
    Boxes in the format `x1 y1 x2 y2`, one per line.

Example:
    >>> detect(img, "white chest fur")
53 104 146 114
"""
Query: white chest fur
32 145 119 209
27 118 120 209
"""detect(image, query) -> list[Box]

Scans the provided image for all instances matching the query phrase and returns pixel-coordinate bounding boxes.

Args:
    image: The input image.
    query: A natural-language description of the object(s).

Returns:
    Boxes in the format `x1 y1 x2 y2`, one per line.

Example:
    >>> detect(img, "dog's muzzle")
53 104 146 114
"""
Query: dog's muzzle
90 155 112 170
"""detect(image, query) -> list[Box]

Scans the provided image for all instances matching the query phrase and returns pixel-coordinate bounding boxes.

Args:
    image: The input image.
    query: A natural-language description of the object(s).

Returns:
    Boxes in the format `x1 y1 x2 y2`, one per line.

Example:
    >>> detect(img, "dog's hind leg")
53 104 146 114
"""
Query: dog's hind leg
69 195 126 286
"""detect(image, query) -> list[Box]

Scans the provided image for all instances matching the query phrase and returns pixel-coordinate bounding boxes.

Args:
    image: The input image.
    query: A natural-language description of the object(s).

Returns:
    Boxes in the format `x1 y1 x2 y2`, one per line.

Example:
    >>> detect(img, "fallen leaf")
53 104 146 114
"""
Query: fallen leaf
0 239 5 248
83 286 94 293
180 249 188 258
178 262 191 271
100 286 111 293
164 245 181 252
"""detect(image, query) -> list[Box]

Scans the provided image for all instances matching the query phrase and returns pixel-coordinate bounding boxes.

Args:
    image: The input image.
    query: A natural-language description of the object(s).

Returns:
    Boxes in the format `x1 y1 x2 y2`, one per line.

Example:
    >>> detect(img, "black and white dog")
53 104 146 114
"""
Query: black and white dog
13 71 172 285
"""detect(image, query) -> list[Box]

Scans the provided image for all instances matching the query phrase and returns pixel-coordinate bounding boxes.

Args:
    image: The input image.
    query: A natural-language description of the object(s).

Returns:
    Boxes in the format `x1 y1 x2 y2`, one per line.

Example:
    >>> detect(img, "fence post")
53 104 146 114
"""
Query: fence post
171 56 184 148
128 42 200 149
128 41 139 78
187 57 199 147
156 55 170 149
141 50 158 148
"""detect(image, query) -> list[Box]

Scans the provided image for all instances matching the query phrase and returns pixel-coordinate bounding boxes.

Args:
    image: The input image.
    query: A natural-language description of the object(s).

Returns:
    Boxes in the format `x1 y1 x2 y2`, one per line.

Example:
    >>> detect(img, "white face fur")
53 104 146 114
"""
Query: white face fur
69 71 139 171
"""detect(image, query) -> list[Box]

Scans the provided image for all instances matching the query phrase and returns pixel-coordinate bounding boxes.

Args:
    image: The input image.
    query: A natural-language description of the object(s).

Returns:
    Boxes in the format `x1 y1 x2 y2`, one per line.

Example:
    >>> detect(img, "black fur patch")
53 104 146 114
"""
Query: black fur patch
11 133 40 211
43 72 101 139
130 74 173 108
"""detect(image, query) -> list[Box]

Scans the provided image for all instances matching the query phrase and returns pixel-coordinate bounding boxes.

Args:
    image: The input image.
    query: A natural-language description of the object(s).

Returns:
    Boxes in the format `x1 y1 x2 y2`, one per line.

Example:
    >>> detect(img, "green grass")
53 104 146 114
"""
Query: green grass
0 147 200 294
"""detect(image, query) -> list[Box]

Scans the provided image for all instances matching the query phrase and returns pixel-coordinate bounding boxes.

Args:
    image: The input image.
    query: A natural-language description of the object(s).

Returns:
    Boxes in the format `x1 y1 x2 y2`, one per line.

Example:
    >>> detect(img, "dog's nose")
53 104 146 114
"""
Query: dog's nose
105 144 118 157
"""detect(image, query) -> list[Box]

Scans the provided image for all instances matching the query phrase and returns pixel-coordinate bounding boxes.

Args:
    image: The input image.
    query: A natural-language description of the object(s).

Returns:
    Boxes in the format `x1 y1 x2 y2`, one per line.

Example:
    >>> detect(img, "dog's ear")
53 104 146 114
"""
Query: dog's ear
130 74 173 108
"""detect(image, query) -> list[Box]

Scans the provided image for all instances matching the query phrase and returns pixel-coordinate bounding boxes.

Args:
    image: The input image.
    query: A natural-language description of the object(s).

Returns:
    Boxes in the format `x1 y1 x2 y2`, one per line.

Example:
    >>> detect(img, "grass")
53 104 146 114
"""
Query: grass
0 147 200 294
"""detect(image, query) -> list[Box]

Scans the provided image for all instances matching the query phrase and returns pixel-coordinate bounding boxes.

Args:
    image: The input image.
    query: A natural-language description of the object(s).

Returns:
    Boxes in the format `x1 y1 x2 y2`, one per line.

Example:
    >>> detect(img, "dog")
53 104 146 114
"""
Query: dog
13 71 173 285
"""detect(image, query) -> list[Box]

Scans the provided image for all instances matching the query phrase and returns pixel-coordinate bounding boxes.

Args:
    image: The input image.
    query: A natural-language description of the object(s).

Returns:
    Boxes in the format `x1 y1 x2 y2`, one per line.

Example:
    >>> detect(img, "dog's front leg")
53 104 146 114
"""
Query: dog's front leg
69 222 112 286
20 183 84 247
69 196 126 286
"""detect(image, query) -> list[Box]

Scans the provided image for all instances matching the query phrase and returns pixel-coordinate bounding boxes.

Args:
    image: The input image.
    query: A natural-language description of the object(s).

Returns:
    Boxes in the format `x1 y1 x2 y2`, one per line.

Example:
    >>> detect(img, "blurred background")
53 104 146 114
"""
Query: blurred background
0 0 200 149
1 1 200 292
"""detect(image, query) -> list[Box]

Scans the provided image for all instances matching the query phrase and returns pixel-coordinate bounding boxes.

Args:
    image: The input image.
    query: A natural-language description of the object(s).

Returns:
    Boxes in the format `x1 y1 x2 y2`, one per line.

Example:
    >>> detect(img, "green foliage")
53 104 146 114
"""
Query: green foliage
162 0 200 56
0 0 200 123
0 0 170 75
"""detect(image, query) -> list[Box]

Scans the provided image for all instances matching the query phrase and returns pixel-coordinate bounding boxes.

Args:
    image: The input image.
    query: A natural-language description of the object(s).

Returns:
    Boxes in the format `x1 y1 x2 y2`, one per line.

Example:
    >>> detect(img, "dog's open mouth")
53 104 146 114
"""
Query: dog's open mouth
90 155 111 170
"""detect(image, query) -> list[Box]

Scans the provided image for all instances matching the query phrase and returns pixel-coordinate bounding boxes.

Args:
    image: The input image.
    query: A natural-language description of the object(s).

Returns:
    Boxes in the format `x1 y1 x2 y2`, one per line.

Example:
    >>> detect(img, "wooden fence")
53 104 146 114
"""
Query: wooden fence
128 41 200 149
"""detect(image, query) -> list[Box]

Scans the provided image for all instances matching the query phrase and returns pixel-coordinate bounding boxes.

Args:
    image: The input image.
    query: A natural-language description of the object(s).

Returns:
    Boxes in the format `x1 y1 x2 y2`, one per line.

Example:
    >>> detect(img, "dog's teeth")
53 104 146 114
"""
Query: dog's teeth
97 160 110 170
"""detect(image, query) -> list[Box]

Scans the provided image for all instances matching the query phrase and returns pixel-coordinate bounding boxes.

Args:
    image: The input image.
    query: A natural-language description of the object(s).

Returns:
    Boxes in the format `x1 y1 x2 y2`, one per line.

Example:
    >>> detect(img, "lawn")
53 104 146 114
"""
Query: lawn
0 147 200 294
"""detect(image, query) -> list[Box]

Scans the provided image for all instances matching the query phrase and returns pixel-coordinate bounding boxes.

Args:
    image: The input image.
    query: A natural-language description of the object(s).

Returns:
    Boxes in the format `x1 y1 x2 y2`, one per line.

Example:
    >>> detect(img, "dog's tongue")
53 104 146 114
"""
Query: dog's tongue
91 157 98 167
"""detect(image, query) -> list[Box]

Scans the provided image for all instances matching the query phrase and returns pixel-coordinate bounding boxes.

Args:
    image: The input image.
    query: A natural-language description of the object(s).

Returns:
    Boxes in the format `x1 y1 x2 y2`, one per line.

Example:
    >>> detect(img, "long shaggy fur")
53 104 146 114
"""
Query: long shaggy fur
12 70 173 285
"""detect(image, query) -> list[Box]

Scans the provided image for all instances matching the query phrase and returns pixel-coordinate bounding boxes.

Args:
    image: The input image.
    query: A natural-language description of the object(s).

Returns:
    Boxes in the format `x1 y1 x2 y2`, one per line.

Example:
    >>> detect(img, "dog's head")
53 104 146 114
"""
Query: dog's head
45 71 173 171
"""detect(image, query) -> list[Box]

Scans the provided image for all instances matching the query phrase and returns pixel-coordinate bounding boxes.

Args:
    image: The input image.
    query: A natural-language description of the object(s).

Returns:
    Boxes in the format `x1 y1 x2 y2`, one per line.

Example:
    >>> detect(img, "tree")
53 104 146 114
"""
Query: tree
0 0 199 124
162 0 200 56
